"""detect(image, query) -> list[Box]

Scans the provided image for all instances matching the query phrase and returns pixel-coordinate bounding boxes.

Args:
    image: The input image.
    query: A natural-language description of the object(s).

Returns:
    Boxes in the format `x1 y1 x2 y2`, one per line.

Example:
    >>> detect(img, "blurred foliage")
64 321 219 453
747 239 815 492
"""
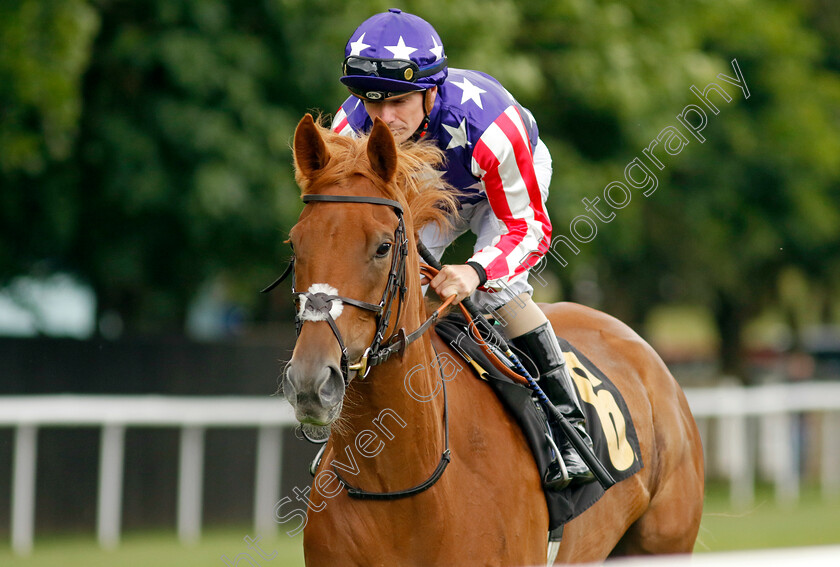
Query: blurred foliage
0 0 839 375
67 0 306 330
0 0 99 299
0 0 99 175
512 0 840 375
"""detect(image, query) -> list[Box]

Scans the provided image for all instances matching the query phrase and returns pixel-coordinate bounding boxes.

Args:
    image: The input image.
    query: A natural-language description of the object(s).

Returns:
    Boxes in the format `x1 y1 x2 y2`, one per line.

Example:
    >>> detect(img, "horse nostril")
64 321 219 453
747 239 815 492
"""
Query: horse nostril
282 369 298 403
285 361 343 411
318 364 345 407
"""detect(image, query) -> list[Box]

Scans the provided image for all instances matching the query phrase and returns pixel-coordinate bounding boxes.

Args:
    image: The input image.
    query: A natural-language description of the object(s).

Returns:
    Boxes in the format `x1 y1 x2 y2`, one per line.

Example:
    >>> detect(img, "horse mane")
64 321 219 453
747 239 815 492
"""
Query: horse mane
294 117 458 235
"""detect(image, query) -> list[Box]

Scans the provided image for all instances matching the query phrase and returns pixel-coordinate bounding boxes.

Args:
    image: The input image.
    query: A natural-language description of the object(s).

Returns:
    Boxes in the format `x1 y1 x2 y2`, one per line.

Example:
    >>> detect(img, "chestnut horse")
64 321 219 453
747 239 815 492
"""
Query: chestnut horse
281 114 704 566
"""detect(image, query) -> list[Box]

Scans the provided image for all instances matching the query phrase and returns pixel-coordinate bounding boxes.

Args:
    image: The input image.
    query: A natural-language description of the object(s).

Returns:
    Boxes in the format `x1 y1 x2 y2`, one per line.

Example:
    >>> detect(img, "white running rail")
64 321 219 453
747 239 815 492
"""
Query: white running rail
687 381 840 509
0 395 297 555
2 382 840 555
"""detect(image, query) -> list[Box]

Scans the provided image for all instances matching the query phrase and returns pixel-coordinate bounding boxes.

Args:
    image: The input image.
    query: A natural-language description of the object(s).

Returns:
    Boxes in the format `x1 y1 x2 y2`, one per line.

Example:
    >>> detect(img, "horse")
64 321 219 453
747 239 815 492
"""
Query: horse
280 113 704 566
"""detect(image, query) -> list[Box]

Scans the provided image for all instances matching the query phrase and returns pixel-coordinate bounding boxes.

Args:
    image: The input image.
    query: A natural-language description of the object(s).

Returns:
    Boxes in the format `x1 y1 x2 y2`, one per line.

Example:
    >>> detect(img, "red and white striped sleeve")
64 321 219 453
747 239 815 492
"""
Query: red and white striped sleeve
469 105 552 288
330 106 355 137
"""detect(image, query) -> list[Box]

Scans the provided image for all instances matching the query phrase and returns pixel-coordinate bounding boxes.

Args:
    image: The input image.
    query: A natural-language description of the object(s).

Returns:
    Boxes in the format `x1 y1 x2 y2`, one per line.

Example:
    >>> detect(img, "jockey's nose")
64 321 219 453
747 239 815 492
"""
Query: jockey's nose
380 103 398 124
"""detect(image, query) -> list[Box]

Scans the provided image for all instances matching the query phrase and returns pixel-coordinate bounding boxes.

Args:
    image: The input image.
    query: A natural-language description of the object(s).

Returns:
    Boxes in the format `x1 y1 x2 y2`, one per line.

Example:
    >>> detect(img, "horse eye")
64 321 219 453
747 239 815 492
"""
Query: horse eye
375 242 392 258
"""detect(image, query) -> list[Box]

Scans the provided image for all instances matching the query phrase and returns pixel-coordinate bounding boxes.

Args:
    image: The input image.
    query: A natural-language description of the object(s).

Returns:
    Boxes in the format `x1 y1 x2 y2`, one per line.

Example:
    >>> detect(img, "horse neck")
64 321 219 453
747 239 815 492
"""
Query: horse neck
330 280 446 490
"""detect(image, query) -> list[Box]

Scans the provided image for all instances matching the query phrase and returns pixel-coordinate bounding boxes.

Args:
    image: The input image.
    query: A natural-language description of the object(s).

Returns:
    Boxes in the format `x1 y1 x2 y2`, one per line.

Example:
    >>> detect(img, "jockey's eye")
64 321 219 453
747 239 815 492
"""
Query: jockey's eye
375 242 393 258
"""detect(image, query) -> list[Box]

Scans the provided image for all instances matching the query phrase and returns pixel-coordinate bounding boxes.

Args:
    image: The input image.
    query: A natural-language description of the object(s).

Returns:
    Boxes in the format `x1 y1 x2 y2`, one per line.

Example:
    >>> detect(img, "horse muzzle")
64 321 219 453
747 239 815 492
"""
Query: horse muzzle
283 359 345 425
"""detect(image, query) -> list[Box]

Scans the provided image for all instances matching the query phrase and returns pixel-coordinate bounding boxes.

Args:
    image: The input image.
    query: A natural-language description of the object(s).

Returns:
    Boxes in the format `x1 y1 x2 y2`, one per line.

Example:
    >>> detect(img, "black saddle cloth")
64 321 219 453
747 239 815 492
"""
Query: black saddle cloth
434 314 643 538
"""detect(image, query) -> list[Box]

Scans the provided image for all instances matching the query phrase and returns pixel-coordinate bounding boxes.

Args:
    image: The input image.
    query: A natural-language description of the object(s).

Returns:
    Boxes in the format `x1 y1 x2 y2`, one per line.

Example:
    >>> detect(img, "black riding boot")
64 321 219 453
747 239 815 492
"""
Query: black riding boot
512 322 596 489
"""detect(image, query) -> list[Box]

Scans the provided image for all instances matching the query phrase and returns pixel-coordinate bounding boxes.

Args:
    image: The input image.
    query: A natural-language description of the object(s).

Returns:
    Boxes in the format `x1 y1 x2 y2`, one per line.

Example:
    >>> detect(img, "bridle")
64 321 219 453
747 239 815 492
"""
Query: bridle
263 193 454 500
262 193 453 384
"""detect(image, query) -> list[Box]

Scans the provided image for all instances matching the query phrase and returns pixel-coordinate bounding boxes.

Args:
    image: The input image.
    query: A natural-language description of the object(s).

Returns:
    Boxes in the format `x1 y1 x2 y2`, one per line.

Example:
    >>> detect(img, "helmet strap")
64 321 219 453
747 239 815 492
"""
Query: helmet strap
410 115 431 142
409 89 435 142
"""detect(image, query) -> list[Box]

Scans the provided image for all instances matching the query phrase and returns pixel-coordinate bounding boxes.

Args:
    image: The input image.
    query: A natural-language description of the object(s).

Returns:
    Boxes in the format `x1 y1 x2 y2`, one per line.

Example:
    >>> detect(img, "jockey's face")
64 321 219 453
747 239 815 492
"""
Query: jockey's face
363 88 436 144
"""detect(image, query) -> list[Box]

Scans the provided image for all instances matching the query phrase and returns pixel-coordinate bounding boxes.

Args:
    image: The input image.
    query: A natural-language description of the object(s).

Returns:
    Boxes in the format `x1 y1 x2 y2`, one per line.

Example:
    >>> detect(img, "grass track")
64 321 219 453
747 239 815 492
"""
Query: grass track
695 482 840 552
1 484 837 566
0 528 304 567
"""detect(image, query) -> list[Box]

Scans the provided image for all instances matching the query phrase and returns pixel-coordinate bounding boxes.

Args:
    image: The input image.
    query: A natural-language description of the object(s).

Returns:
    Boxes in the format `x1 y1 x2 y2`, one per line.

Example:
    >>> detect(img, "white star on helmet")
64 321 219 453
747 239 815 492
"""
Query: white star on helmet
349 32 371 57
430 36 444 60
384 36 417 60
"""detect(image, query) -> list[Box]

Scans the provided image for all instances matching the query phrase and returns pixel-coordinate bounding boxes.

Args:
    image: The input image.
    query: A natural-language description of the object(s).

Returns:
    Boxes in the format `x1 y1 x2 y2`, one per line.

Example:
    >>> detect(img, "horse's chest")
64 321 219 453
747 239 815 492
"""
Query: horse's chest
306 508 448 566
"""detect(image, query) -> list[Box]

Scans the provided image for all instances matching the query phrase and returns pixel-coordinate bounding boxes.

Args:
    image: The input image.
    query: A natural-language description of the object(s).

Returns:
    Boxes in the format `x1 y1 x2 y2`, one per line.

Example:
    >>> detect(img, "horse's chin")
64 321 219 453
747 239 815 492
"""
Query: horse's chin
301 422 332 442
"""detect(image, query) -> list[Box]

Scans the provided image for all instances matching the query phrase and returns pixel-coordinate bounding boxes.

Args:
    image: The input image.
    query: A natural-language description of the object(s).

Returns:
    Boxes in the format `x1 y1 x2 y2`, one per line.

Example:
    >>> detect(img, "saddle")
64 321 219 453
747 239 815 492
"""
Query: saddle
433 313 644 541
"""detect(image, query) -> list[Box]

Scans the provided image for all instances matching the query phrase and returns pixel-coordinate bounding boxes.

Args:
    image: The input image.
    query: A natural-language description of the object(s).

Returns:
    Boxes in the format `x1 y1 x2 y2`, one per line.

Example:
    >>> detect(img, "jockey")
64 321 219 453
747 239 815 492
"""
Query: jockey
331 8 594 488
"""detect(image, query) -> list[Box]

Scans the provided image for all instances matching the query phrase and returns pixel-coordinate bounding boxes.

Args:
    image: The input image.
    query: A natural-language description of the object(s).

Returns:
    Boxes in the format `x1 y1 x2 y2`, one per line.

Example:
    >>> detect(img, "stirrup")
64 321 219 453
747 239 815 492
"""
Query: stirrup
543 433 571 491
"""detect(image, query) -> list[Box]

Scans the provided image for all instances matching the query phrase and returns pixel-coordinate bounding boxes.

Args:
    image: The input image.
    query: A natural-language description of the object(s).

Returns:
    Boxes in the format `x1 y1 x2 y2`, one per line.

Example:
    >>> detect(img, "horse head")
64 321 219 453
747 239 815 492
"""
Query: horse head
283 114 439 430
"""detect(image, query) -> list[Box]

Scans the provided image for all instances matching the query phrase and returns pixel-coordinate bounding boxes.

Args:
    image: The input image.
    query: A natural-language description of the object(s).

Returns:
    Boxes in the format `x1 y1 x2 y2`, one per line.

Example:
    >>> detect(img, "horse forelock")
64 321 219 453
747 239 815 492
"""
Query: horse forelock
294 119 458 237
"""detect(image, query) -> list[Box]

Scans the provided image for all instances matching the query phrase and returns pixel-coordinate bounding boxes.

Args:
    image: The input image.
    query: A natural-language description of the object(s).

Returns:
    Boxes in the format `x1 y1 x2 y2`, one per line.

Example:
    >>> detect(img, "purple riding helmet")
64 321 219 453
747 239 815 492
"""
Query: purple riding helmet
340 8 448 106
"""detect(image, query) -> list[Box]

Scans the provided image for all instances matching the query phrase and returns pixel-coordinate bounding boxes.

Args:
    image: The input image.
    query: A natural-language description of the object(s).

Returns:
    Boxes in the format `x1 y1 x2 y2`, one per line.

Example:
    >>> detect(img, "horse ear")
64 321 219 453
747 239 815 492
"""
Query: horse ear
294 114 331 181
367 117 398 183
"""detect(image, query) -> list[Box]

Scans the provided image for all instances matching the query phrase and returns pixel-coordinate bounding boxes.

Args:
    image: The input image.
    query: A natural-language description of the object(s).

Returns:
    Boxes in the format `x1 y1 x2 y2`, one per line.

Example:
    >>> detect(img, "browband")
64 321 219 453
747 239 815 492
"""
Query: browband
302 194 403 214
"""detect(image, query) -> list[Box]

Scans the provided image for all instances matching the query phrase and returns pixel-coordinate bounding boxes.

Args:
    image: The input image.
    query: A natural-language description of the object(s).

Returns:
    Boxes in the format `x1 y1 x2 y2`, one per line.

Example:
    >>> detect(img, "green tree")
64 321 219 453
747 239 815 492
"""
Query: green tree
1 0 532 334
3 0 839 362
0 1 99 287
517 0 840 379
68 0 315 332
0 0 99 175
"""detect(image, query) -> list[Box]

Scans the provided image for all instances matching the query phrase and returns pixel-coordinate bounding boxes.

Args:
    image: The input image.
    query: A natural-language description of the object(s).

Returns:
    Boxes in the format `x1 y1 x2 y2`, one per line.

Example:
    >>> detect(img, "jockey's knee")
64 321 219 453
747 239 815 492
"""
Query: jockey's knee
496 293 548 339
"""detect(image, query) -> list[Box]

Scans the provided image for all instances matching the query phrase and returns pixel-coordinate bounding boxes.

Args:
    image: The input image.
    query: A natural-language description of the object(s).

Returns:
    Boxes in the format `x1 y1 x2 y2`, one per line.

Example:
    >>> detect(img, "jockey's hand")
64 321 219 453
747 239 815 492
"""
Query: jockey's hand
430 264 480 304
